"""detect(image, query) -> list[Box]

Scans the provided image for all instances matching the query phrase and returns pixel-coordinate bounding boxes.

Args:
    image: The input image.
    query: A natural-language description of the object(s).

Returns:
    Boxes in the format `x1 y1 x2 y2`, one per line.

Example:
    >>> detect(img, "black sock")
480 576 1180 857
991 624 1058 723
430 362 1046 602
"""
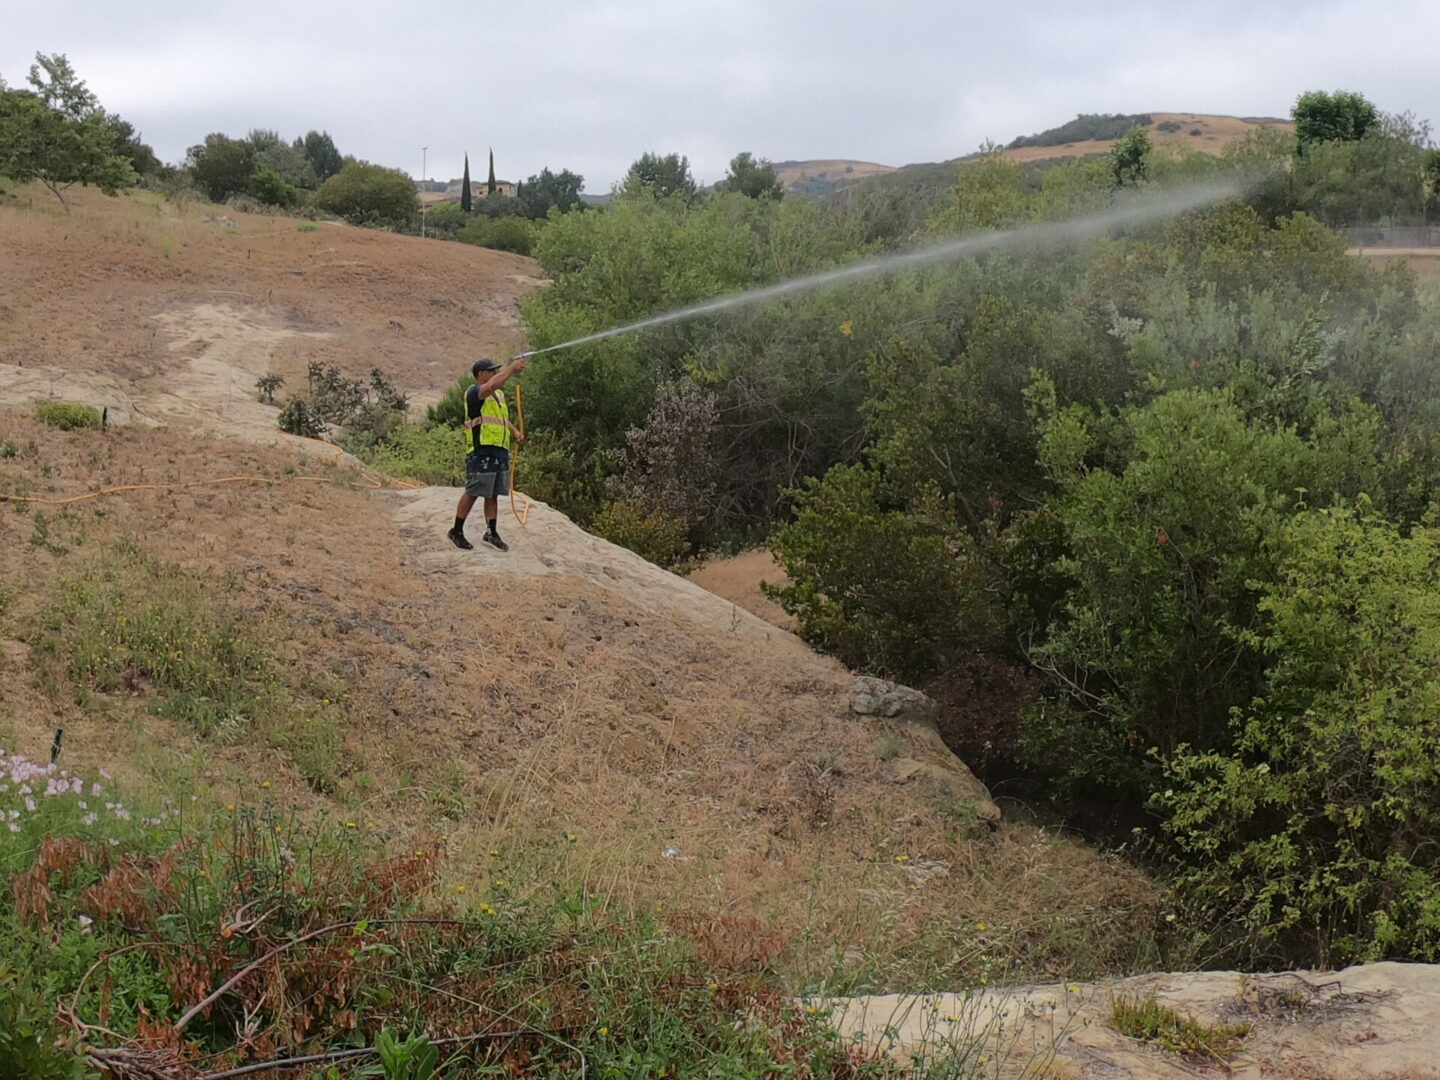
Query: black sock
453 516 466 535
486 517 498 536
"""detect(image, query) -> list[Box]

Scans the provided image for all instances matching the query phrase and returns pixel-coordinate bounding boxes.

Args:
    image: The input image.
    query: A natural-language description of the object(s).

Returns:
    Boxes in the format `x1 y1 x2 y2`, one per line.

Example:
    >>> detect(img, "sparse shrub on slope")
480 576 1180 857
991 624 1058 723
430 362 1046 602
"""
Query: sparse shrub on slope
277 397 325 438
33 540 272 737
0 767 888 1079
592 498 692 568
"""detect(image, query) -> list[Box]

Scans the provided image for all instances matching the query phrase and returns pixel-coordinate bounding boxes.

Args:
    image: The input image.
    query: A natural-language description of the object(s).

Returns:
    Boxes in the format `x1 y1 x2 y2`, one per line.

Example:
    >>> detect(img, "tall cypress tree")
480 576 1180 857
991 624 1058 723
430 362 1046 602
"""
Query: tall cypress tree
461 153 472 212
487 148 497 195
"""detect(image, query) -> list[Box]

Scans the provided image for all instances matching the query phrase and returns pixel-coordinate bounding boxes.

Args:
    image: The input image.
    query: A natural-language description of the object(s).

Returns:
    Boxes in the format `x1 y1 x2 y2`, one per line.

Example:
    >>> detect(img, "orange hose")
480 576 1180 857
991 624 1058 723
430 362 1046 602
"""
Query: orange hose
509 383 532 526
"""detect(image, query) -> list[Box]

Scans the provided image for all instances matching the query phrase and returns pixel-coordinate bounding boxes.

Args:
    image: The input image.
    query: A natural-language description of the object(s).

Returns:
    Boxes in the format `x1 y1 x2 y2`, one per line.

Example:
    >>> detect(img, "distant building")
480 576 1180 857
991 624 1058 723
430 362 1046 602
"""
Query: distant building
445 180 516 199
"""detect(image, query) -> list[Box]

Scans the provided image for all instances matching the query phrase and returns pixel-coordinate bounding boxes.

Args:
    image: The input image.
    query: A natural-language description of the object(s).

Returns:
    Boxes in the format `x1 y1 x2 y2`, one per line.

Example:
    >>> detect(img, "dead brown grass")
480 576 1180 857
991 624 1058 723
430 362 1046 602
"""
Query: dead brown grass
0 410 1163 990
688 548 795 630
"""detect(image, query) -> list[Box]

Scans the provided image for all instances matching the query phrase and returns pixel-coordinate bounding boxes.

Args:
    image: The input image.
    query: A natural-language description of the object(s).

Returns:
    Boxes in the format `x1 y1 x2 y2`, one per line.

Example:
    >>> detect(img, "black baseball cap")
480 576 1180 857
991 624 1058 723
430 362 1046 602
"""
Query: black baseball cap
471 357 501 376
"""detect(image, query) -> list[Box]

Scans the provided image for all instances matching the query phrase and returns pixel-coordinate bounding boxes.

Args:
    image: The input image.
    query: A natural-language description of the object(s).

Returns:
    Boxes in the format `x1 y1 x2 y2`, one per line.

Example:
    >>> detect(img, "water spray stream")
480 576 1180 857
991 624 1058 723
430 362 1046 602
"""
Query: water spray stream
513 179 1248 362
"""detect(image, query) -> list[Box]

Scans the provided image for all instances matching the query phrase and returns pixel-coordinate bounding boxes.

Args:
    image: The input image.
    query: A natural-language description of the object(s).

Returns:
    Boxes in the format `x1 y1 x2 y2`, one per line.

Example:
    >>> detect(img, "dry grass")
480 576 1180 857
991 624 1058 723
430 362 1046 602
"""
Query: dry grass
687 548 795 630
0 410 1163 992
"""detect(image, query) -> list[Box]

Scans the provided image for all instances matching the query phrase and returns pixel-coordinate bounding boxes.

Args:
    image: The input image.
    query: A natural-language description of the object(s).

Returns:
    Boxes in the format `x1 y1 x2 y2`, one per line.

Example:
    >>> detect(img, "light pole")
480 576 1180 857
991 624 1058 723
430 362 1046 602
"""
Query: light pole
421 147 428 238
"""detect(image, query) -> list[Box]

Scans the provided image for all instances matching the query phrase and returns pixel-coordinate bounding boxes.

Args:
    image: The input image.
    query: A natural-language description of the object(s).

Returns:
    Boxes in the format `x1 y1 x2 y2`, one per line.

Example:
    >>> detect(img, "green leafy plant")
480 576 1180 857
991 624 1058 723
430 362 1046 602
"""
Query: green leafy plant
593 498 692 568
0 966 89 1080
35 403 102 430
1110 993 1250 1059
1158 506 1440 965
277 398 326 439
255 373 284 404
365 1030 439 1080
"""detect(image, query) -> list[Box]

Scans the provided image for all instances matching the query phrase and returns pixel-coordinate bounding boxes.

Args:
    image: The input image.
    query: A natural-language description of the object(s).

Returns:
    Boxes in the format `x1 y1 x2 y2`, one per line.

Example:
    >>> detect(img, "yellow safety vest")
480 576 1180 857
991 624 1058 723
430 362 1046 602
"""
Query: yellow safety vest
466 389 511 452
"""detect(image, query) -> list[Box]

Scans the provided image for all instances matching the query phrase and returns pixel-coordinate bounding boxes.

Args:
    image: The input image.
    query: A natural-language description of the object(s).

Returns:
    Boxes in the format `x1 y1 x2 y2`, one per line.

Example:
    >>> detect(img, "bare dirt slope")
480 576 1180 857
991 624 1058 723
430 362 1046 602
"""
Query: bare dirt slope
0 186 544 427
773 159 897 191
1350 247 1440 281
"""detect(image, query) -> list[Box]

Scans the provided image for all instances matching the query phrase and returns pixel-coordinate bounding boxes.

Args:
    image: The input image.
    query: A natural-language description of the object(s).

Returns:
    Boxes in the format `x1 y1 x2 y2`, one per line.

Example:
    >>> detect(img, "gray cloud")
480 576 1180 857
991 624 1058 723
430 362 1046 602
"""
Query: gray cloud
4 0 1436 191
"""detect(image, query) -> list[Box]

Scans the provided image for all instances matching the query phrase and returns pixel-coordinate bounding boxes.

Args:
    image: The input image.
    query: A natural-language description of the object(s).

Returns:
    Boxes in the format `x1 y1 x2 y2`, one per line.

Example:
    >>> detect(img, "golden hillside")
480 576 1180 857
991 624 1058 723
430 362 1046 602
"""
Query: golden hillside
1000 112 1292 163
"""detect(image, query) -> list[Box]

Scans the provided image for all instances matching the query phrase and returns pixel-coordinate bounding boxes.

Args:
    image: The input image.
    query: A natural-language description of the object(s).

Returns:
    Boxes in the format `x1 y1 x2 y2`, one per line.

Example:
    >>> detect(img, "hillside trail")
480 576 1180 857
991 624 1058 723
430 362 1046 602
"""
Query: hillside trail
385 486 810 649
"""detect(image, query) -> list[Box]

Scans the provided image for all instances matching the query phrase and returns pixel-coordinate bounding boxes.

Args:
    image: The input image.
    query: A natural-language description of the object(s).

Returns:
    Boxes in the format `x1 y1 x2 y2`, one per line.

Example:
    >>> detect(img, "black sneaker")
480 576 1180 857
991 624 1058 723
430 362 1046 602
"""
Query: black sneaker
447 527 473 550
483 531 509 552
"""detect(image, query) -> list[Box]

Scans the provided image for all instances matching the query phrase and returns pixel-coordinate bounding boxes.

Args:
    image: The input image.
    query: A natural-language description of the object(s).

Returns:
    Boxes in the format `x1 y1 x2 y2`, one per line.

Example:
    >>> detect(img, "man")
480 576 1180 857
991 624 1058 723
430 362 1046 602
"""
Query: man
448 356 526 551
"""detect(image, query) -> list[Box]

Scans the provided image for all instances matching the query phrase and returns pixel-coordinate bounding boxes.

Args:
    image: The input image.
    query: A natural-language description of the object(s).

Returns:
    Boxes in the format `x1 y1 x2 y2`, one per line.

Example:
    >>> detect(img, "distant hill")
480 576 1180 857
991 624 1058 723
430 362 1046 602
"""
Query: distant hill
772 159 896 199
999 112 1292 163
773 113 1293 201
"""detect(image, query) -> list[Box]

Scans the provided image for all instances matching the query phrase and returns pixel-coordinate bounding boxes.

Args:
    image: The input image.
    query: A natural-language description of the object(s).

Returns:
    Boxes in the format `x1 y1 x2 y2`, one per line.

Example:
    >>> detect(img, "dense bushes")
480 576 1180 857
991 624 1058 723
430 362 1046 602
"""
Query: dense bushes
1160 506 1440 965
507 104 1440 965
460 213 536 254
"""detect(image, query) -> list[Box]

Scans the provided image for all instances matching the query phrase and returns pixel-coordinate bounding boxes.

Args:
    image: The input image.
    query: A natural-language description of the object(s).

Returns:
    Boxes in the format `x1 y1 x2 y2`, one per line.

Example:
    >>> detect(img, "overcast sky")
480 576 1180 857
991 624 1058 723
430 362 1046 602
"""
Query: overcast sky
4 0 1436 191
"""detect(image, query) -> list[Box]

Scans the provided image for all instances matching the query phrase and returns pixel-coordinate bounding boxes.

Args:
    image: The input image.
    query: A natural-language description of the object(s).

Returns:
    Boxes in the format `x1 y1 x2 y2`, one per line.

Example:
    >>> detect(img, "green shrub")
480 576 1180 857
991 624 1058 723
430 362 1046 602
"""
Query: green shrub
460 214 536 255
424 374 472 429
1159 505 1440 965
513 430 610 523
592 498 692 567
362 423 464 486
248 167 298 208
277 398 326 439
0 440 17 458
1027 388 1384 799
1156 120 1184 134
0 966 89 1080
296 221 317 232
315 162 417 228
768 463 1001 683
255 373 284 404
35 403 102 431
1109 994 1250 1059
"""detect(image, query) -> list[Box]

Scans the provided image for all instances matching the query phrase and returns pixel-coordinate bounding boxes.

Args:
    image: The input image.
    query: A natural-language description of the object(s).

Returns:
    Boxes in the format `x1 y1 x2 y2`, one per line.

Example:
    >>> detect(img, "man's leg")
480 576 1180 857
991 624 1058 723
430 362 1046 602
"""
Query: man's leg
481 495 507 551
449 492 476 549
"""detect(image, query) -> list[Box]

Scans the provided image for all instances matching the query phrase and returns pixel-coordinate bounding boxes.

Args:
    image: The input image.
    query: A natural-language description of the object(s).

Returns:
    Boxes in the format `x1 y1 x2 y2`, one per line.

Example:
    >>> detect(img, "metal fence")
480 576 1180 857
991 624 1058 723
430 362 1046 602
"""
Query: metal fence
1341 226 1440 248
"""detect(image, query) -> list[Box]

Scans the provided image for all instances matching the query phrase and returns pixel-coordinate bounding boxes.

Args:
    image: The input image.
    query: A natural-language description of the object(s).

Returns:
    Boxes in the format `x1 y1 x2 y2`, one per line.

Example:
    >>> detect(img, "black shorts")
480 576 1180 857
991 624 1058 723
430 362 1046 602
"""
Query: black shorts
464 449 510 499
